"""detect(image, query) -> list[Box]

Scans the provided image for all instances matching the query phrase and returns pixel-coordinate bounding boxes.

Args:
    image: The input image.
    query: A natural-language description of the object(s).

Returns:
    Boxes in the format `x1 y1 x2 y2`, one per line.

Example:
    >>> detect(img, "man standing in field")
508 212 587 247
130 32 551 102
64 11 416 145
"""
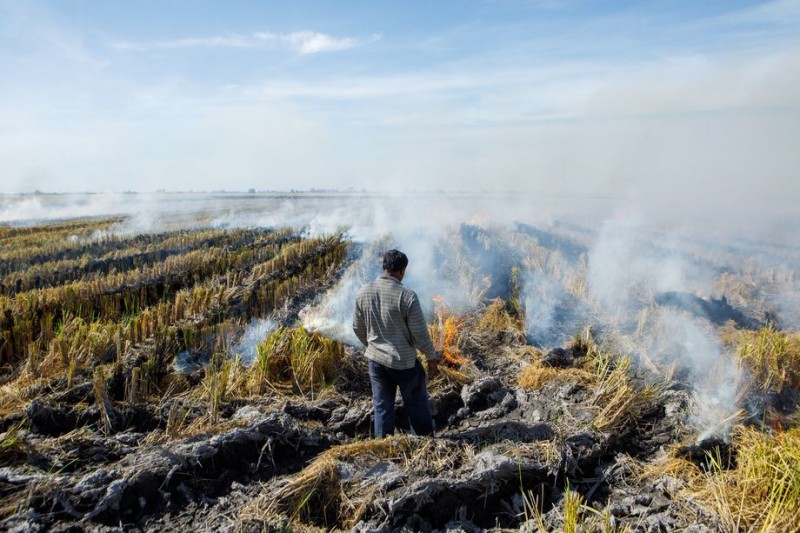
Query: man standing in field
353 249 440 438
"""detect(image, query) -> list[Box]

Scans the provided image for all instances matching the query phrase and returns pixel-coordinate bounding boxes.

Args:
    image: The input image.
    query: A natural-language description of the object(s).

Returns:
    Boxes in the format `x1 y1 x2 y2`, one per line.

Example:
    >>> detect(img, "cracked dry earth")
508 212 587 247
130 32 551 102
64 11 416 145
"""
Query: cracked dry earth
1 318 727 533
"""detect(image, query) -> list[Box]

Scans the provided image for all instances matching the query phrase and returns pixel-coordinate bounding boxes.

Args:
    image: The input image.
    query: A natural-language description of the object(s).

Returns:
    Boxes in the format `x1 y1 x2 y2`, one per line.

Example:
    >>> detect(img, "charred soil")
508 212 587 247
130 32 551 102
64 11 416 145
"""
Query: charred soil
1 218 798 532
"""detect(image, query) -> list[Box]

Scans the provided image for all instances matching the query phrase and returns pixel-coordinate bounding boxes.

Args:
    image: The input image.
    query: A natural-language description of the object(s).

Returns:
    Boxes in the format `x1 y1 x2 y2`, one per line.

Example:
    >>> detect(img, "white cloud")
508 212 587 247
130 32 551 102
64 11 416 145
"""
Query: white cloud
110 33 274 50
109 30 379 54
284 31 355 54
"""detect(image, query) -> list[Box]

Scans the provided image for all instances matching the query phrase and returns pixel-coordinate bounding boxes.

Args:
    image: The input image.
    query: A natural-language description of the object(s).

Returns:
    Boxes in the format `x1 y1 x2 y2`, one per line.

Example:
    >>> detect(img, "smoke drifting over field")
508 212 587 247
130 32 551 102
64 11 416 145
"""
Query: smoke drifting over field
231 318 278 365
3 190 800 436
584 217 746 434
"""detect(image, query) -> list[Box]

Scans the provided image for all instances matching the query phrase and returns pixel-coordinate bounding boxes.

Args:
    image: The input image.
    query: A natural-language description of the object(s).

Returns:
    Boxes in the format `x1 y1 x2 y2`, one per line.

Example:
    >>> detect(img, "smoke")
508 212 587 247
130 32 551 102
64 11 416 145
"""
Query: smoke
652 309 743 439
587 215 714 313
0 192 232 234
522 269 581 348
523 270 563 344
4 191 800 438
229 318 278 365
298 199 510 340
583 213 747 438
0 193 134 223
509 204 761 438
300 244 381 344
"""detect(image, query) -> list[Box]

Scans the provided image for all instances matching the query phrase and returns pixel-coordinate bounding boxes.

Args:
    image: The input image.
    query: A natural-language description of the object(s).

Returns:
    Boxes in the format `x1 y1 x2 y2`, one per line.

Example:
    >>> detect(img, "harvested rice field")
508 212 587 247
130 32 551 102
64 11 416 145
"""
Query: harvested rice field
1 193 799 532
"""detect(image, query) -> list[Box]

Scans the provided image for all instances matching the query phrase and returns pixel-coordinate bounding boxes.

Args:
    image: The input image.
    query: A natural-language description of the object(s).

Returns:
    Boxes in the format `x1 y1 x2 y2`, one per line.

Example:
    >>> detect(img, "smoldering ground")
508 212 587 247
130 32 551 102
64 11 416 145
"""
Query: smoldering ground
3 189 800 531
4 189 797 438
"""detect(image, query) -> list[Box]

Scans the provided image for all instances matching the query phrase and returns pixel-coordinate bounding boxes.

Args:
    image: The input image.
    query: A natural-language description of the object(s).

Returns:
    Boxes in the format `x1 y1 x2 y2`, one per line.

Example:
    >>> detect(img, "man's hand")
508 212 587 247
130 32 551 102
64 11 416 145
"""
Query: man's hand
427 358 440 379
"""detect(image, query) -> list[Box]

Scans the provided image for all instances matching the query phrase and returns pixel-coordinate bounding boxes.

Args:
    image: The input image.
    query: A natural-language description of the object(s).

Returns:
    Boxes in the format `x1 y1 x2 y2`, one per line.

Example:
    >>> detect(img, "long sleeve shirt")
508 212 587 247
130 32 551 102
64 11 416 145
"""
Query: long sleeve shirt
353 273 439 370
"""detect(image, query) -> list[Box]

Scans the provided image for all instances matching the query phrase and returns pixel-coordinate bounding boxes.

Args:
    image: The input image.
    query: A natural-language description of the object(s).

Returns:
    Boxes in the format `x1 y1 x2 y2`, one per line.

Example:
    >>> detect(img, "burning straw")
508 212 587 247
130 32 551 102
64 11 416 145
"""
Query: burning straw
430 296 467 367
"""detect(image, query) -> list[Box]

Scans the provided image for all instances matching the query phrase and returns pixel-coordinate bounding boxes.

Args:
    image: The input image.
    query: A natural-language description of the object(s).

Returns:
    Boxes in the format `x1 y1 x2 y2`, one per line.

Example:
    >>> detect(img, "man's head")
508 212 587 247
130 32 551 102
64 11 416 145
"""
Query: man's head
382 249 408 279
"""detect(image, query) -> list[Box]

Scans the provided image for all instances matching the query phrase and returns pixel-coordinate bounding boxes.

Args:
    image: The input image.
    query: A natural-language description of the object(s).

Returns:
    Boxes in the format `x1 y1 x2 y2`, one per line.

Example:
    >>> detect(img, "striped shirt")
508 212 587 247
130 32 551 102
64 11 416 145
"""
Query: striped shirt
353 273 439 370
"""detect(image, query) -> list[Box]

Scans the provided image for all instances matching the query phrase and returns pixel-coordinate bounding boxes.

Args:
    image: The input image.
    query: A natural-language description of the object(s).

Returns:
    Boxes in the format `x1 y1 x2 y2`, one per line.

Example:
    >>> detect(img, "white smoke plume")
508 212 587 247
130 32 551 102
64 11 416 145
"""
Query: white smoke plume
584 214 745 438
522 269 574 348
652 310 744 439
300 245 381 344
4 191 799 438
229 318 278 366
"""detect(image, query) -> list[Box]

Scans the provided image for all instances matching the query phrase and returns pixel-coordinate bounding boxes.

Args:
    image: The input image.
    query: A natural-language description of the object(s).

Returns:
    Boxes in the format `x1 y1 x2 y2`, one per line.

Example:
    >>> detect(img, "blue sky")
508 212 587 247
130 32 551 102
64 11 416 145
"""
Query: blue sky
0 0 798 210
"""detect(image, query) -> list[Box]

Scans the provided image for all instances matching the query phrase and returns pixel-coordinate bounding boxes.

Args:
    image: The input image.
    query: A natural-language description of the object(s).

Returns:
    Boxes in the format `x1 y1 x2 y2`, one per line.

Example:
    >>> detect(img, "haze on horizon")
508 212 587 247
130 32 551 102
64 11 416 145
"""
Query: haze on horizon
0 0 799 224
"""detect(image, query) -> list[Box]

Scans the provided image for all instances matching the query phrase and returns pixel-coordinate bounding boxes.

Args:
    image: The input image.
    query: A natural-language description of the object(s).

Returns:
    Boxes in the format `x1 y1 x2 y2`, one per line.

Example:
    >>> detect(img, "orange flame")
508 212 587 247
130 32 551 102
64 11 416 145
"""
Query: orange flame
431 296 467 367
767 414 784 434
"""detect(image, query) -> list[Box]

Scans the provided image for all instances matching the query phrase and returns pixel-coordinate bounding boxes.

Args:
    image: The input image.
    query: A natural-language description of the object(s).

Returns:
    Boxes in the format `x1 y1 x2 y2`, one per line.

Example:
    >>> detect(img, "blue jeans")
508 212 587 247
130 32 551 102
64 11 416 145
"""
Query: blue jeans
368 358 434 438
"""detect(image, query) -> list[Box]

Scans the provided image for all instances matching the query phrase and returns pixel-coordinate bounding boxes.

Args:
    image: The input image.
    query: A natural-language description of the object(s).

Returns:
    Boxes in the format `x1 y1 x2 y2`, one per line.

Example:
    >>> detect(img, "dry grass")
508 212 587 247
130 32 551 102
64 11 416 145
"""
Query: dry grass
520 488 548 532
242 436 408 527
499 439 561 467
522 478 631 533
429 358 478 388
163 400 194 438
517 331 595 391
715 273 759 310
38 317 120 380
0 420 29 467
645 425 800 532
589 353 661 433
241 436 465 529
722 326 800 393
564 269 589 300
588 354 634 428
518 363 595 390
517 339 663 434
701 425 800 532
92 366 114 435
516 331 590 384
0 377 48 418
568 326 599 359
203 353 231 425
252 327 344 394
145 411 247 445
476 298 524 334
517 331 661 434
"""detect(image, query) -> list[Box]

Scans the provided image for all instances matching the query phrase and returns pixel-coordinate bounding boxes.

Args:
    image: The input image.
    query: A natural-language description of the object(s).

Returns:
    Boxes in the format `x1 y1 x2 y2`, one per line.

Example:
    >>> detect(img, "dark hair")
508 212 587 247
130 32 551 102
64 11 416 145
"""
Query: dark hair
383 249 409 272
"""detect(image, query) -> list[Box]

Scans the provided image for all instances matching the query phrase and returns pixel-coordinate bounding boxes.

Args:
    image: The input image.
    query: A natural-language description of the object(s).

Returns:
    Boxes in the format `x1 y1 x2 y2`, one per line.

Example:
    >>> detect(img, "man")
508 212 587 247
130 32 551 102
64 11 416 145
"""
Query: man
353 249 441 438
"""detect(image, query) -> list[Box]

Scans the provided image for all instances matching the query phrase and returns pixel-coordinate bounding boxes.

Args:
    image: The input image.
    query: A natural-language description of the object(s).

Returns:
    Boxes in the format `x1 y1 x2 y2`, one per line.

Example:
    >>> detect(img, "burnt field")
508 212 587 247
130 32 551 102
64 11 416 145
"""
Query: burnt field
1 196 799 532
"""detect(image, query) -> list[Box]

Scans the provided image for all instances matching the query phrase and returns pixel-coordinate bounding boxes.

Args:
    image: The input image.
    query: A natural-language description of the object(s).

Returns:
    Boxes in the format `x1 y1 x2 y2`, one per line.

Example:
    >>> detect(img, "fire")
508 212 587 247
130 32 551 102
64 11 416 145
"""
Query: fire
431 296 467 367
766 412 785 434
